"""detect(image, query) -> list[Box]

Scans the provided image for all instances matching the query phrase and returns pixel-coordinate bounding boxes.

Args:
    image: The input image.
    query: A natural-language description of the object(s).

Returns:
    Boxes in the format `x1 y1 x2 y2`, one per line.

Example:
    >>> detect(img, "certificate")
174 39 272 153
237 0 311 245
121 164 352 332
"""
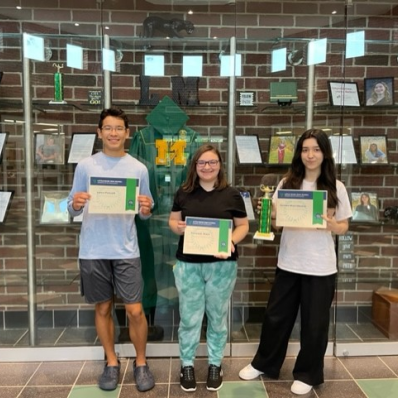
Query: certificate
276 189 327 229
235 135 263 165
88 177 139 214
183 217 232 256
68 133 96 163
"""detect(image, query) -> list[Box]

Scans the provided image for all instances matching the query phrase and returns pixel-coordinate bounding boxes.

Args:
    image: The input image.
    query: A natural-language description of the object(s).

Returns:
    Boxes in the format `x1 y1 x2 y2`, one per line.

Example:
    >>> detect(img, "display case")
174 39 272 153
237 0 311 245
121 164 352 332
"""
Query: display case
0 0 398 360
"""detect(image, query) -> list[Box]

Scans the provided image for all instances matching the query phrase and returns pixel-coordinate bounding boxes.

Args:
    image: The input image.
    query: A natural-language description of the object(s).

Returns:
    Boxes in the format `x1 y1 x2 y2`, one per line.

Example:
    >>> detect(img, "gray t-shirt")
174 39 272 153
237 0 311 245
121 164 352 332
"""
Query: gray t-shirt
67 152 153 259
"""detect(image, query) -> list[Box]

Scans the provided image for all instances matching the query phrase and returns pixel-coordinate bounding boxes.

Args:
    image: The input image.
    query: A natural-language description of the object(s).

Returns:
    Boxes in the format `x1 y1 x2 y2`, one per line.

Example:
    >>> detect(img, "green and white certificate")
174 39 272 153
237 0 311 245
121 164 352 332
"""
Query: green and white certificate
276 189 327 229
88 176 139 214
183 217 232 256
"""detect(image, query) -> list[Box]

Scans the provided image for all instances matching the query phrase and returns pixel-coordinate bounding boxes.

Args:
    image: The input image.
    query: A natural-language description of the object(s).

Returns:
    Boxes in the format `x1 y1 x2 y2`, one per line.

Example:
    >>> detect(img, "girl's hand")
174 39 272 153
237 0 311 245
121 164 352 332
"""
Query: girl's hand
176 220 186 235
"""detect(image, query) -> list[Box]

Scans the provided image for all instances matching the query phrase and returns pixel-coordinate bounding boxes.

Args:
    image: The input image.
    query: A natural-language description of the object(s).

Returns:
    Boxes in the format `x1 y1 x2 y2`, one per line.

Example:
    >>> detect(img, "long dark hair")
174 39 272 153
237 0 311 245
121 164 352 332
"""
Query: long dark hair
283 129 338 208
181 144 229 192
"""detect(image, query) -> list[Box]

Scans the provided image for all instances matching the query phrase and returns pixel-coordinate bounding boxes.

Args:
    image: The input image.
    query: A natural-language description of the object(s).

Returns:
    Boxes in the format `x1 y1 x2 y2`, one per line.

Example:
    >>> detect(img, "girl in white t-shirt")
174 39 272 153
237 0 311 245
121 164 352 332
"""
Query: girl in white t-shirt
239 129 352 396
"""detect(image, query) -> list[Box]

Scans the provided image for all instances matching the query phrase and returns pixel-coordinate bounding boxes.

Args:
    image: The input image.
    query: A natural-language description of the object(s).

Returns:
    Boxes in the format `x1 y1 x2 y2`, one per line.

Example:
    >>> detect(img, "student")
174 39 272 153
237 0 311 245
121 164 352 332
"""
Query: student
364 143 386 163
239 129 352 395
353 193 378 221
366 81 392 106
67 107 155 392
169 144 249 392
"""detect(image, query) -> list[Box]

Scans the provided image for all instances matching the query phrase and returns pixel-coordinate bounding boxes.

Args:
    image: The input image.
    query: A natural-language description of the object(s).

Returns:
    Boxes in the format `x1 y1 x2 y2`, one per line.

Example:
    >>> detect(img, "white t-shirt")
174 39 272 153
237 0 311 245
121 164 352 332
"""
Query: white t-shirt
273 179 352 276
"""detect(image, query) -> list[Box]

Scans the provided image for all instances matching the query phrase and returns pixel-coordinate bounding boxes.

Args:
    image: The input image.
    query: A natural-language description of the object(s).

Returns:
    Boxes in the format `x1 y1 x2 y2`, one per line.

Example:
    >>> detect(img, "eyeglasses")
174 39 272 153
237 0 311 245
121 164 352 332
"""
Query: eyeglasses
196 160 219 167
101 126 126 132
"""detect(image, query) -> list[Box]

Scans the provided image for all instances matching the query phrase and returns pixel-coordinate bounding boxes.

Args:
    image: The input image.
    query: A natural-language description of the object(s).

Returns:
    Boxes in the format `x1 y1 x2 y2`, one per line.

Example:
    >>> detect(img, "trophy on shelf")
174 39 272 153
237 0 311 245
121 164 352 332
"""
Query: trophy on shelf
253 174 277 241
50 63 67 105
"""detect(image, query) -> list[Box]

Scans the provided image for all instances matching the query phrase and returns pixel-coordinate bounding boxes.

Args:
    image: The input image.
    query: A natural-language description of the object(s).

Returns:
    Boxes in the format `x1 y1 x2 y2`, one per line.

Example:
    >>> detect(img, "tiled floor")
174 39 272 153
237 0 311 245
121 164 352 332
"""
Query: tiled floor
2 355 398 398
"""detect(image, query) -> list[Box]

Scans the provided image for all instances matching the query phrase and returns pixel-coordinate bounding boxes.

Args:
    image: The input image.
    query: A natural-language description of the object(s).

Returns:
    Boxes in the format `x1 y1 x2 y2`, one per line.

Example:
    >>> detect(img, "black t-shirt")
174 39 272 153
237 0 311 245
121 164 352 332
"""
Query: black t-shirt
171 185 247 263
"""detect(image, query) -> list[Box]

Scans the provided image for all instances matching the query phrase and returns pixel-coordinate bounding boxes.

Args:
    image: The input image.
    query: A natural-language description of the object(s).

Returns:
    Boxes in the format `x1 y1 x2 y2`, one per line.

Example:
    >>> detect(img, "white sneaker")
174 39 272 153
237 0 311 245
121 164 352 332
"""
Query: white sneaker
290 380 313 395
239 364 264 380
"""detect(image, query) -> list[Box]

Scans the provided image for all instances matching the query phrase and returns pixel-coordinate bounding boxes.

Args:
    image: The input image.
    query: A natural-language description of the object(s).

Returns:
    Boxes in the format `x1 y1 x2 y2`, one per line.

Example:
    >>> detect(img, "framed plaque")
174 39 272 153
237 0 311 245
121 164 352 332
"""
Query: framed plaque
67 133 97 164
0 191 13 223
328 81 360 107
329 135 357 164
235 135 263 165
0 132 7 164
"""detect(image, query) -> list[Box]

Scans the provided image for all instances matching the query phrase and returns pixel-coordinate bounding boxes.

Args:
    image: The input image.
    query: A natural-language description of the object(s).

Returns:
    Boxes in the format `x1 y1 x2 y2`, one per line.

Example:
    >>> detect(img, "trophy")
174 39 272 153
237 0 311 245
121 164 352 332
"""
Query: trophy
253 174 277 241
50 63 67 104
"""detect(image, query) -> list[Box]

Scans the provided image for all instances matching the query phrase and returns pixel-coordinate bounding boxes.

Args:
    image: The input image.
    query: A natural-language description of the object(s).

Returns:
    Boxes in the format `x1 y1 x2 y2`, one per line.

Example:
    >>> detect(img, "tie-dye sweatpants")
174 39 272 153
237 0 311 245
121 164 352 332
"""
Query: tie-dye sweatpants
173 260 238 367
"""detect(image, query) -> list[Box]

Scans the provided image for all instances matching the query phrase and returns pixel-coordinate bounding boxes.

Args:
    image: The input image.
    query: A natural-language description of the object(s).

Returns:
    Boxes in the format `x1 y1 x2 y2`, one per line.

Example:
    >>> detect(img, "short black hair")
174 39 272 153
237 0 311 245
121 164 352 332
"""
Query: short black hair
98 107 129 129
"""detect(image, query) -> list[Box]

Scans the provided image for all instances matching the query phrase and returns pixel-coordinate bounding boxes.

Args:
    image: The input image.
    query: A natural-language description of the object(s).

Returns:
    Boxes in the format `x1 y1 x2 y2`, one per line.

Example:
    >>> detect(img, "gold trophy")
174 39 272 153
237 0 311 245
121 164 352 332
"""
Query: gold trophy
253 174 276 241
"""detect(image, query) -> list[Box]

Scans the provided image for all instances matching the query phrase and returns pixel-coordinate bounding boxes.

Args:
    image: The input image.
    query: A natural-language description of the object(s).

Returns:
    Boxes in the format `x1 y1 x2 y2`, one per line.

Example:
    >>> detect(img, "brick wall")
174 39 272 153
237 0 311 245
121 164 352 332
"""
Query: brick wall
0 1 398 327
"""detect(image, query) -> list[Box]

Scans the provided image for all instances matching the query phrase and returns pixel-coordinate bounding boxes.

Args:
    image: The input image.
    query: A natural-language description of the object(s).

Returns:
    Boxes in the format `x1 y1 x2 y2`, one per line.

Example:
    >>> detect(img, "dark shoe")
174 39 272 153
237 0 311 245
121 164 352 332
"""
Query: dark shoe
180 366 197 392
133 361 155 392
206 364 223 391
98 361 120 391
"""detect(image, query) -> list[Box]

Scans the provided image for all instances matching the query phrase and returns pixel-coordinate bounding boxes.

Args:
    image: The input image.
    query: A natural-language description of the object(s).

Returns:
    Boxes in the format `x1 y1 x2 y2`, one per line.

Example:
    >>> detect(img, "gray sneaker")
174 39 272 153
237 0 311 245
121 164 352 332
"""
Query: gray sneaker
98 362 120 391
133 361 155 392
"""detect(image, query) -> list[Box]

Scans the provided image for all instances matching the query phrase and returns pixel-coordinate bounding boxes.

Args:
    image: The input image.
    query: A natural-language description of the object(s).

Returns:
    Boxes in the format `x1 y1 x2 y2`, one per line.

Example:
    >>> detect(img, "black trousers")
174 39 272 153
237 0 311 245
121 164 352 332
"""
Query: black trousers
252 268 336 386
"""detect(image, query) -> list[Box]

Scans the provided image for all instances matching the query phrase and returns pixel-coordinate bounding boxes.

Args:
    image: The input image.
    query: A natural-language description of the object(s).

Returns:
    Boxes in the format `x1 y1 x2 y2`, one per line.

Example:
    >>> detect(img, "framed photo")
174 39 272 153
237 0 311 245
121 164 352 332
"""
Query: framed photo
364 77 394 106
0 191 13 223
235 135 263 165
40 190 70 224
67 133 97 164
328 81 361 107
268 135 296 165
359 136 388 164
35 134 65 165
351 192 379 223
0 132 8 164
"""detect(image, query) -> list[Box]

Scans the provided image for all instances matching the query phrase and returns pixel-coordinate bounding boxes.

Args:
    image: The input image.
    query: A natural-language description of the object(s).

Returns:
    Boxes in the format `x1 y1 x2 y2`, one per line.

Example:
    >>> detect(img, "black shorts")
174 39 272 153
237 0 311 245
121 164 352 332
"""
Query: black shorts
79 258 143 304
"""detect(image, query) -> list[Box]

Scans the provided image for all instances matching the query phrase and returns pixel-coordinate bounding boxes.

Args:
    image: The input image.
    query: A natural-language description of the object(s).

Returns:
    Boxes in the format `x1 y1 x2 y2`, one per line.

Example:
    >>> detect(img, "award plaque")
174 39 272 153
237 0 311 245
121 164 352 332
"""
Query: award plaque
50 63 67 104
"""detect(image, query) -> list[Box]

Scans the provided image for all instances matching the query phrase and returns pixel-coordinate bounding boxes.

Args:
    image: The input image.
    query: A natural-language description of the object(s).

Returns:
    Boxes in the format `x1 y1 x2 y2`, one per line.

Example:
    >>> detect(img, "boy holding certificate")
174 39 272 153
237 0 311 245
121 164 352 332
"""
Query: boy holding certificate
67 108 155 392
169 144 249 392
239 129 352 395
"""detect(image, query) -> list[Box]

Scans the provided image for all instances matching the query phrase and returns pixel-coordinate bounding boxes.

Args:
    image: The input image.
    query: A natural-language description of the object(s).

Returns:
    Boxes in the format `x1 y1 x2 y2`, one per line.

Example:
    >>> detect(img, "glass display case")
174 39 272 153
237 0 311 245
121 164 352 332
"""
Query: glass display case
0 0 398 360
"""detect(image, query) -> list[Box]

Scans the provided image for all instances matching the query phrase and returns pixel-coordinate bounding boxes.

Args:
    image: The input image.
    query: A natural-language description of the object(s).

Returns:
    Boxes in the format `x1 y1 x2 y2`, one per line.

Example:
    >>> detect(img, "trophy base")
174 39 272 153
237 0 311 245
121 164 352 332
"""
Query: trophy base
254 231 275 241
49 100 68 105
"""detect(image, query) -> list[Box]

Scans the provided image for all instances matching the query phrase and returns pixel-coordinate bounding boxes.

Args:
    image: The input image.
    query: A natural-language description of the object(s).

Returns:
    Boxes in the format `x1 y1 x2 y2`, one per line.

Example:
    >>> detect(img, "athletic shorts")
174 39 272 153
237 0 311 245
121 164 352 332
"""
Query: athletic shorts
79 258 143 304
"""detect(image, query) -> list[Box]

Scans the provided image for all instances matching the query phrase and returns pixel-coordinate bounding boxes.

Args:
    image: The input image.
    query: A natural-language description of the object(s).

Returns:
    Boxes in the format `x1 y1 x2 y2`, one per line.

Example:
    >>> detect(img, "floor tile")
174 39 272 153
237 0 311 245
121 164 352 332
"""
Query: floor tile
18 386 72 398
357 379 398 398
1 387 23 398
0 362 41 386
379 356 398 376
69 385 120 398
339 357 396 379
218 381 267 398
316 380 367 397
27 361 84 386
120 384 168 398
